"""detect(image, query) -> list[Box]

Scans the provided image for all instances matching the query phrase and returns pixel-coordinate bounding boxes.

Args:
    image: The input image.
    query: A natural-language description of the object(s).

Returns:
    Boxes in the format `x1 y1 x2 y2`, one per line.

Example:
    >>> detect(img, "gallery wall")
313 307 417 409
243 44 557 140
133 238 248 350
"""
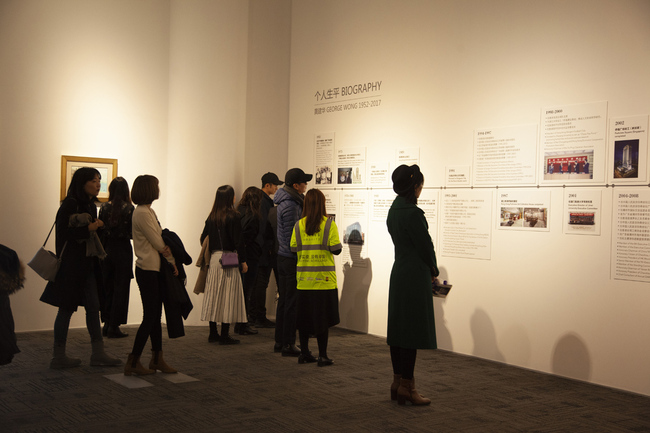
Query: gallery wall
0 0 290 331
0 0 174 331
287 0 650 395
2 0 649 397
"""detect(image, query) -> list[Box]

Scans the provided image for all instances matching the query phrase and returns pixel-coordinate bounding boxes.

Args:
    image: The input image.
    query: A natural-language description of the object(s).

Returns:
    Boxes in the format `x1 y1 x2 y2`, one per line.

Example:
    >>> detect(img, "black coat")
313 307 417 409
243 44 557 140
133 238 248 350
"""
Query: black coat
40 197 103 311
161 229 193 338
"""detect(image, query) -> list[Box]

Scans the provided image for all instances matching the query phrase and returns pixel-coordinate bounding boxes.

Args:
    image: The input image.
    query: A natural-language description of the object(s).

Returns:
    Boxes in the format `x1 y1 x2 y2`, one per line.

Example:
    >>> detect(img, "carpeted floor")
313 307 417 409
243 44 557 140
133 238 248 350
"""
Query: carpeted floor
1 325 649 433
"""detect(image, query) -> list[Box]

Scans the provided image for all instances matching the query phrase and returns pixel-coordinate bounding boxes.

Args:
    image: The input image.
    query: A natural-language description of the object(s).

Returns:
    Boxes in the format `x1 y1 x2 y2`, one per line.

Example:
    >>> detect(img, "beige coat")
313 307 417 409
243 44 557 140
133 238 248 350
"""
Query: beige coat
193 236 211 294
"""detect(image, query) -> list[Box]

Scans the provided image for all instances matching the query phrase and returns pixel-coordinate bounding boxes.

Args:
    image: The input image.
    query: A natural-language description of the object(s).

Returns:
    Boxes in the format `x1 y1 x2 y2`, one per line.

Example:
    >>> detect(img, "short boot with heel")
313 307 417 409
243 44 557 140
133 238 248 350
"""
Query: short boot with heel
149 350 177 374
124 353 155 376
397 377 431 406
391 374 402 401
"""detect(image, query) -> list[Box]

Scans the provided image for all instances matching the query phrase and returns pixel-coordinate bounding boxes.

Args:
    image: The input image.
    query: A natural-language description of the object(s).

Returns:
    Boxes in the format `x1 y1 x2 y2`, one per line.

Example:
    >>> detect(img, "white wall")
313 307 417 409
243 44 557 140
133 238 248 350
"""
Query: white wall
0 0 172 332
288 0 650 395
0 0 291 330
3 0 649 397
165 0 291 326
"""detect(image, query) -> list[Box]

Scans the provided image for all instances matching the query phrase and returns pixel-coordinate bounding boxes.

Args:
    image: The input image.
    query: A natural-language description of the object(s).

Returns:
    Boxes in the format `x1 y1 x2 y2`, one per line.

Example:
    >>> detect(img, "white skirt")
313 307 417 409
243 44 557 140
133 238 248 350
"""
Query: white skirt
200 251 247 323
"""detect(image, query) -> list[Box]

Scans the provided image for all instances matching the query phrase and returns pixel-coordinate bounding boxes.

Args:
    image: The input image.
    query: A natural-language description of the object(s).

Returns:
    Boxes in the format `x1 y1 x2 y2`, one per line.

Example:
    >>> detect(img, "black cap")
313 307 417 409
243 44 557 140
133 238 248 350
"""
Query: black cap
285 168 313 186
261 172 283 186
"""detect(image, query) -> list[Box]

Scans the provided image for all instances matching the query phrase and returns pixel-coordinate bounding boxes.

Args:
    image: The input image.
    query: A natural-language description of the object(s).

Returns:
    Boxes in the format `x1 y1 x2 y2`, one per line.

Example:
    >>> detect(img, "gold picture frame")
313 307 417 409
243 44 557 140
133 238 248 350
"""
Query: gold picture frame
61 155 118 202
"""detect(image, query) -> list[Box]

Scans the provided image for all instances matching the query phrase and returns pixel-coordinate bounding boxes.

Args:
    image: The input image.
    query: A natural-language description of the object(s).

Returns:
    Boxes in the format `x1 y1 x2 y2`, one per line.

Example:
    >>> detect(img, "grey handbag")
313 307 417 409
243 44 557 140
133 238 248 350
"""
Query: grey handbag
28 222 66 282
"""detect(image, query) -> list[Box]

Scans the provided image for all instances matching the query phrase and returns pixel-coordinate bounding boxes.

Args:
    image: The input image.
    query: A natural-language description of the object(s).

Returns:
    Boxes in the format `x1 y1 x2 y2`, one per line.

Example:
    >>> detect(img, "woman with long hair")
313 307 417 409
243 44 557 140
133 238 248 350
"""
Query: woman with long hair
386 164 439 405
124 175 178 376
234 186 263 336
98 177 134 338
290 188 341 366
40 167 121 369
200 185 248 345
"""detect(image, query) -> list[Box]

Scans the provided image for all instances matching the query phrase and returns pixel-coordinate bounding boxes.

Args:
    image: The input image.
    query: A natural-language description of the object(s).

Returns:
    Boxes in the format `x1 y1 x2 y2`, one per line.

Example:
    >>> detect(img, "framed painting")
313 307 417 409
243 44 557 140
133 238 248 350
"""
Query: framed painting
61 155 118 202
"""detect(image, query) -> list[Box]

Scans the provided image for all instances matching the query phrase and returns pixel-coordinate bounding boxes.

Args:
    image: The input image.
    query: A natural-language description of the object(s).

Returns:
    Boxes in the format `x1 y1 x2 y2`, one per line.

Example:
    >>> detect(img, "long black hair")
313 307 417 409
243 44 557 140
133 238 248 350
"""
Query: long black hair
67 167 101 203
208 185 237 228
107 177 132 226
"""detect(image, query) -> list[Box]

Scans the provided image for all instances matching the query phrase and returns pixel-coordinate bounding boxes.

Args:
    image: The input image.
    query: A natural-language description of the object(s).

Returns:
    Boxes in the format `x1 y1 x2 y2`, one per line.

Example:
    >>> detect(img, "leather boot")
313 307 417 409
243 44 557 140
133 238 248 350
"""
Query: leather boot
90 340 122 366
391 374 402 401
397 377 431 406
50 343 81 369
149 350 177 374
124 353 155 376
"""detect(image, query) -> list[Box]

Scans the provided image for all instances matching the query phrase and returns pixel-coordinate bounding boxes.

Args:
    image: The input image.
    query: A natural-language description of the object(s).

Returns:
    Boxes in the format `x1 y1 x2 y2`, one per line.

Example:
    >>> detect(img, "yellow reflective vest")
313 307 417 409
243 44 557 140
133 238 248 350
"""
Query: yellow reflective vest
290 216 342 290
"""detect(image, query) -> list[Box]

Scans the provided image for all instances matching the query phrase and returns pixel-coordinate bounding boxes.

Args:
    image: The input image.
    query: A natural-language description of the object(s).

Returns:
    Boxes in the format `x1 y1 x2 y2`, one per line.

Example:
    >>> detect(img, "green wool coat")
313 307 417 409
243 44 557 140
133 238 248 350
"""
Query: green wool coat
386 196 439 349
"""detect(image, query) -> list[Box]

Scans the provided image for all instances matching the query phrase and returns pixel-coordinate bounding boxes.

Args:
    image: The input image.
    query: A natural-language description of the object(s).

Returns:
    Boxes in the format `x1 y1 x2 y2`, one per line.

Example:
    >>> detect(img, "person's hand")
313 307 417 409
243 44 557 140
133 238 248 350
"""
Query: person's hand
95 218 104 228
88 221 100 231
241 262 248 274
172 263 179 276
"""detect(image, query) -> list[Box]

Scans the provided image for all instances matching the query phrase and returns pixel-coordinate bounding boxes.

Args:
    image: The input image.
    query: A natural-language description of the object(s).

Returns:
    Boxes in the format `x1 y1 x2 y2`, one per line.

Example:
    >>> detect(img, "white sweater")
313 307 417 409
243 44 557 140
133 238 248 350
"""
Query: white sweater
132 204 175 271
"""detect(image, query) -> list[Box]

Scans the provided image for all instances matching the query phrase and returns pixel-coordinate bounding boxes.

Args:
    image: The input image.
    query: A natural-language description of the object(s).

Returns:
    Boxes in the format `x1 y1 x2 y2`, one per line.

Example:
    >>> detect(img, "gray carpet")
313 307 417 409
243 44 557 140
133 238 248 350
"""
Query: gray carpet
1 325 649 432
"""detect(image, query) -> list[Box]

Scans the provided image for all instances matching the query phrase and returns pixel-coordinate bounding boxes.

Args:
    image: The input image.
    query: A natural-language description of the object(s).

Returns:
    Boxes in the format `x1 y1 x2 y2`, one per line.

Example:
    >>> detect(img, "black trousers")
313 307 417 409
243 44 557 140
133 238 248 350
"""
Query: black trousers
275 255 297 346
131 267 164 357
241 258 259 317
249 261 279 321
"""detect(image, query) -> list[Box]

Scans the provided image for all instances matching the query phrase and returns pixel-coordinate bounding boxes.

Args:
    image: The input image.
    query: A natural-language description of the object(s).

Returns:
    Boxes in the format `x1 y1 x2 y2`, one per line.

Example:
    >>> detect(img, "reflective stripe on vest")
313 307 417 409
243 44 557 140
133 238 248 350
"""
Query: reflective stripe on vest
292 217 338 288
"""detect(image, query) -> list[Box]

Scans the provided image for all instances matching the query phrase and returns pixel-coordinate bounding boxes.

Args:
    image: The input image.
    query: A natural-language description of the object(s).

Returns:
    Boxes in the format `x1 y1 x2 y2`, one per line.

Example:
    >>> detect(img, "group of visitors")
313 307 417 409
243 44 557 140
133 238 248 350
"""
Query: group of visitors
2 162 440 407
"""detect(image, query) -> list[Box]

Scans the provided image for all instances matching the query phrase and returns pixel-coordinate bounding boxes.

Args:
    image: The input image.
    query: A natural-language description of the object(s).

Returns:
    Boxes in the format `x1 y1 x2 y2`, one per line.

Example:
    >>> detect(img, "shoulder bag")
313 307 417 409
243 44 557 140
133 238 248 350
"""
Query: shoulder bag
217 229 239 268
28 221 67 282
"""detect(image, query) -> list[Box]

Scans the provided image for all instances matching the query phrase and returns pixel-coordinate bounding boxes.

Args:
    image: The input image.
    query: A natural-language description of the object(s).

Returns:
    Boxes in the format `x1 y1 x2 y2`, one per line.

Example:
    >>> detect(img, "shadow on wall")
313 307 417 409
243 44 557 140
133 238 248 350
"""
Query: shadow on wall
471 308 505 362
551 332 592 382
433 266 453 350
339 245 372 333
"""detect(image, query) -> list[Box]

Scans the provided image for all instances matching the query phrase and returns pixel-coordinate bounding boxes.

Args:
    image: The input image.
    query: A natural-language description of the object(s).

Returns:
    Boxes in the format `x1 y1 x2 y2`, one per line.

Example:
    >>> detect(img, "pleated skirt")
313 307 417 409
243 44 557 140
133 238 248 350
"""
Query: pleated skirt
200 251 247 323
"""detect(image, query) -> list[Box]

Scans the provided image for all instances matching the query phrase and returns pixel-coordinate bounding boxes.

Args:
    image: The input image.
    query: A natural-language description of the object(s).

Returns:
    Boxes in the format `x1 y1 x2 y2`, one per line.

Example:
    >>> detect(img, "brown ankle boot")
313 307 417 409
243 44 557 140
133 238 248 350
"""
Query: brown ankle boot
397 377 431 406
149 350 177 374
391 374 402 401
124 353 155 376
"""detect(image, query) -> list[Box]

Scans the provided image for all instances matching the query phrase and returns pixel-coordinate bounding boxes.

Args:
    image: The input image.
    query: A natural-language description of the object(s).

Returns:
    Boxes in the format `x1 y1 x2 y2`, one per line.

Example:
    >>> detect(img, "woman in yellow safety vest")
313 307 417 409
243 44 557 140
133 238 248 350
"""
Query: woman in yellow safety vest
290 189 342 366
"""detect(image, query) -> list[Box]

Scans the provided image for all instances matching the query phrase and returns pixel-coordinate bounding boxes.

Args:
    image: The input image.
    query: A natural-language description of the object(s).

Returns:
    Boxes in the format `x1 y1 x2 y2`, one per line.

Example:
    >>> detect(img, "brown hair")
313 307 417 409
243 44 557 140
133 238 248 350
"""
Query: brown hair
301 189 327 236
131 175 159 205
237 186 263 220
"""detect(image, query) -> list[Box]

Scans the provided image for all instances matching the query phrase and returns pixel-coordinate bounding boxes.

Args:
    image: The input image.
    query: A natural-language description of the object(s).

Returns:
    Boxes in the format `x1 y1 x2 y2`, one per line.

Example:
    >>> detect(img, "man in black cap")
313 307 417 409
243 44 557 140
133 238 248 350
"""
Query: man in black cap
273 168 312 356
249 173 283 328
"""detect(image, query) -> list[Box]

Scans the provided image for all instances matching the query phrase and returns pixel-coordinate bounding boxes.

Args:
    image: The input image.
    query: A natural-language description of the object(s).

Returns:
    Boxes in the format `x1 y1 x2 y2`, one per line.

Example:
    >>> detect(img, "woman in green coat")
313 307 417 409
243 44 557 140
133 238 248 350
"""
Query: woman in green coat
386 164 439 406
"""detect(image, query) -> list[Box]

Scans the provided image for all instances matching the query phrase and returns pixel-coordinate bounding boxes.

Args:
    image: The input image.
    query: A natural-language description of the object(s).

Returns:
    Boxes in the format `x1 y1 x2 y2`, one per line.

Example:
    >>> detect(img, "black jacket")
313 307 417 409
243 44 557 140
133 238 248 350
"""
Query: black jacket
40 197 104 311
161 229 193 338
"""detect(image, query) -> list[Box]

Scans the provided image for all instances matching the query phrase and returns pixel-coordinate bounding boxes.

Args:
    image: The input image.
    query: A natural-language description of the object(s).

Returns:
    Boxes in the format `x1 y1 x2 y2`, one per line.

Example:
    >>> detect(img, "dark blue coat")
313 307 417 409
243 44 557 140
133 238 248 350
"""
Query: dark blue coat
274 186 303 258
